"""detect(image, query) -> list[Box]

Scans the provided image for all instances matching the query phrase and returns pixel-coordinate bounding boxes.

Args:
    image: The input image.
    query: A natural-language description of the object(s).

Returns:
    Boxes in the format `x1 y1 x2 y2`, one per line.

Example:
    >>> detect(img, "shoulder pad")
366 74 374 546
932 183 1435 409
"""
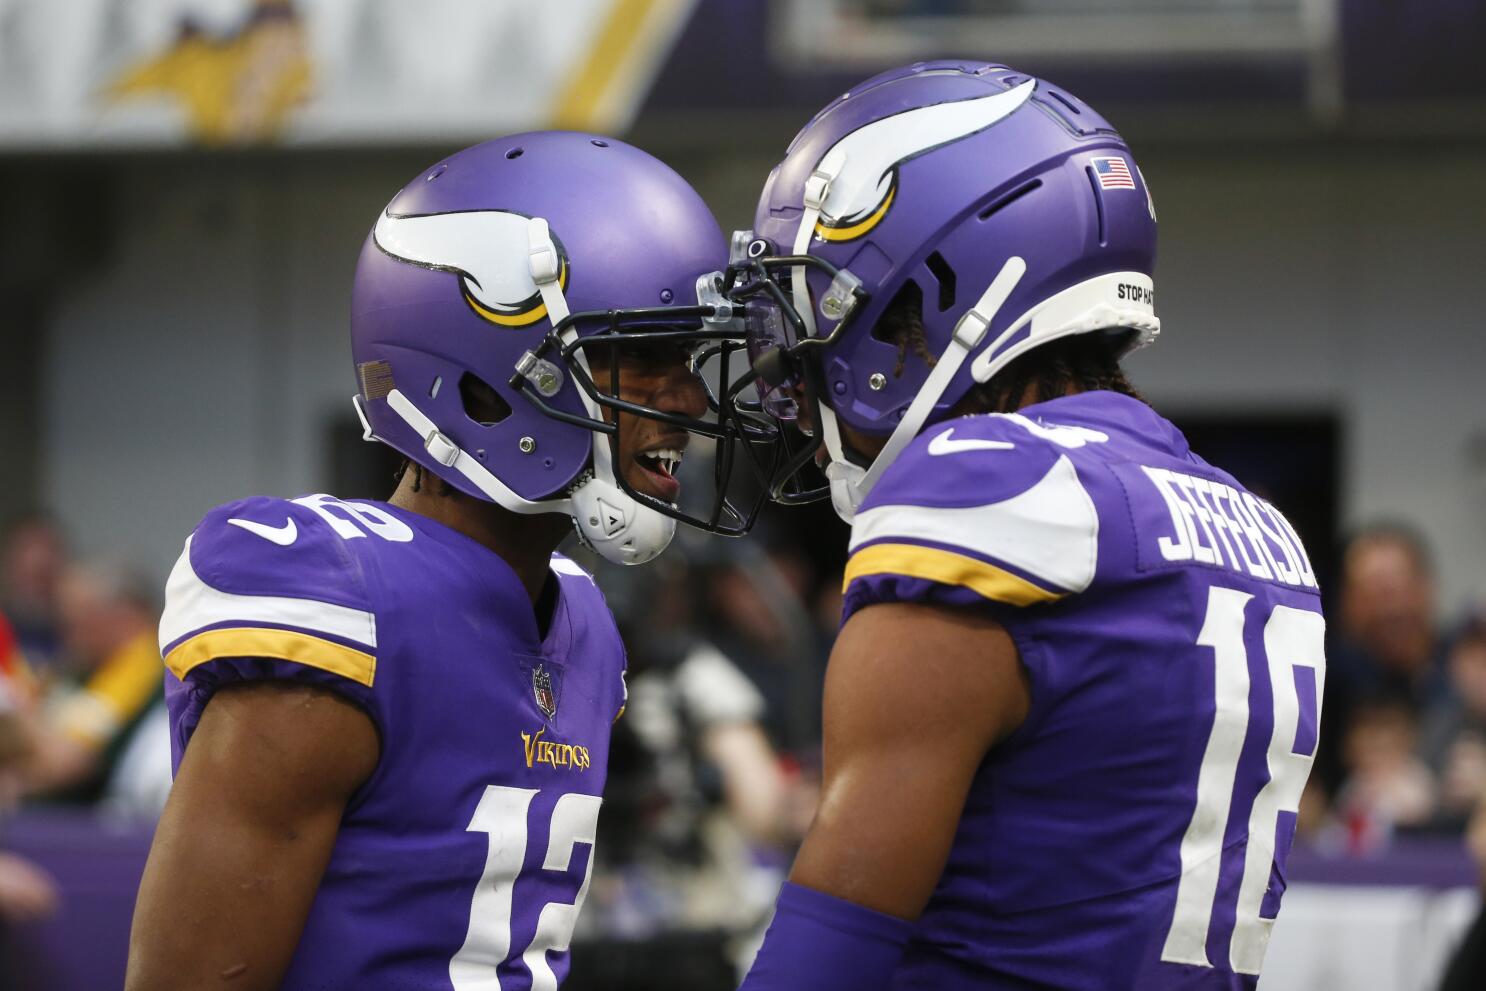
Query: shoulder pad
159 495 386 690
184 496 390 608
867 413 1069 512
549 553 596 583
847 414 1101 608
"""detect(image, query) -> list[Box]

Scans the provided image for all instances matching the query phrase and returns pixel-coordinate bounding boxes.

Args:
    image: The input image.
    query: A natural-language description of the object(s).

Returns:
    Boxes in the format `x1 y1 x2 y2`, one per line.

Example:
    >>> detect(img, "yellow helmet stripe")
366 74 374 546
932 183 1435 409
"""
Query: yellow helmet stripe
815 183 896 243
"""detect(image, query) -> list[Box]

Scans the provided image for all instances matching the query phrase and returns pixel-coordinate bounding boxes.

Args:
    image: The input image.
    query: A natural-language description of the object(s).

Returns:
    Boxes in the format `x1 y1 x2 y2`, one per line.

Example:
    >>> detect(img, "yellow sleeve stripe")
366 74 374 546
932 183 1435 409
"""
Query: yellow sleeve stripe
843 543 1067 607
165 627 376 688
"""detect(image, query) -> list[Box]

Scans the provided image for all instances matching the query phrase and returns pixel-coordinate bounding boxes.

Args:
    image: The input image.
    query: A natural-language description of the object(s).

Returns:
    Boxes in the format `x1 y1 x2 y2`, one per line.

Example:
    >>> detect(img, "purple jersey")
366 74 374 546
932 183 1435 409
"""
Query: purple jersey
158 493 626 990
842 392 1324 990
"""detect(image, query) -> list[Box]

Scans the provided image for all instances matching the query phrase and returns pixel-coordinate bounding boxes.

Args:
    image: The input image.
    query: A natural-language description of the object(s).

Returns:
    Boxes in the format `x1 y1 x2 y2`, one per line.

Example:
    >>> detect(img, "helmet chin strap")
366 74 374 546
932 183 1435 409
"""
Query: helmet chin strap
373 217 676 566
527 217 677 565
384 388 560 515
789 151 1024 525
790 150 864 519
812 257 1027 524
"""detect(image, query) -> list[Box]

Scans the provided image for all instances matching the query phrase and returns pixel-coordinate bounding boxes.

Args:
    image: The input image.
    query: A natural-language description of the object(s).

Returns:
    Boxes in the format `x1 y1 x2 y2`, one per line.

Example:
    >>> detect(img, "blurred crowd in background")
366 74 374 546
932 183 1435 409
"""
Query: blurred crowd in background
1313 525 1486 856
3 493 1486 977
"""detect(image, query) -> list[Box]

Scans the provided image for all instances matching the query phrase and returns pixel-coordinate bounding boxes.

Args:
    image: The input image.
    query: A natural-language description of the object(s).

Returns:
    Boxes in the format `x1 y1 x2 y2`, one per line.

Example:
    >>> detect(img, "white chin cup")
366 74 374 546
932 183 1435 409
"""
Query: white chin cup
824 459 868 524
568 475 676 566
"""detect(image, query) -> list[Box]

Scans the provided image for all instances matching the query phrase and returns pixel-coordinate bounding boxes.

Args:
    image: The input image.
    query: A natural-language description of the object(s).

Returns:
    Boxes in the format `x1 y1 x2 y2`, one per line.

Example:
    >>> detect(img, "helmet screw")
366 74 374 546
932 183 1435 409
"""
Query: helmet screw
833 381 848 396
821 296 845 319
519 437 536 454
868 373 887 391
660 288 674 303
589 516 600 527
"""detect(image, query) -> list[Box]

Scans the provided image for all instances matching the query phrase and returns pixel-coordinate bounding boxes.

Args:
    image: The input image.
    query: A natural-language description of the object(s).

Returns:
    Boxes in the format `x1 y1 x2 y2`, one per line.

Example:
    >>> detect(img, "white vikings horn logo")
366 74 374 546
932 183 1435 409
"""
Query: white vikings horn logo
373 209 569 327
811 80 1037 243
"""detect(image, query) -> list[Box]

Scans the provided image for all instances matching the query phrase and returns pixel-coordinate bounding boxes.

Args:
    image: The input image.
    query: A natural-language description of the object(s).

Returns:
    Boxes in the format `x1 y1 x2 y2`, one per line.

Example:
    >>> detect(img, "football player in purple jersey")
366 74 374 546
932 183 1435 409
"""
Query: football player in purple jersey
125 133 780 990
727 62 1325 989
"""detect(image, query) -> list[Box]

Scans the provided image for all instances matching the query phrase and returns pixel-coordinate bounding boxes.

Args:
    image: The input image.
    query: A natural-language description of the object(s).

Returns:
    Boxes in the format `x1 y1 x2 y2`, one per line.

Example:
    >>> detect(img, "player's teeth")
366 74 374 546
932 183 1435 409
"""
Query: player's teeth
648 448 683 475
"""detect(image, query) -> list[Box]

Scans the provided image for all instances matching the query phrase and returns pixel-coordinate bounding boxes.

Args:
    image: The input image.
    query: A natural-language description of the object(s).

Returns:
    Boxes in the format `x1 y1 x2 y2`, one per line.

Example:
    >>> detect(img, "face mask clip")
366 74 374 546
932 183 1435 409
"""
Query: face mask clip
515 350 564 398
695 272 735 324
820 268 863 323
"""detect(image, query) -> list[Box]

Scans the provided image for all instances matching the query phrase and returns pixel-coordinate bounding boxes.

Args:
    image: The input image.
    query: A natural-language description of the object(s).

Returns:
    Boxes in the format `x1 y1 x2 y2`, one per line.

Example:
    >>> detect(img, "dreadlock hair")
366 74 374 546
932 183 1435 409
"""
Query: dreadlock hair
872 281 939 378
392 460 455 497
872 279 1144 416
969 332 1144 414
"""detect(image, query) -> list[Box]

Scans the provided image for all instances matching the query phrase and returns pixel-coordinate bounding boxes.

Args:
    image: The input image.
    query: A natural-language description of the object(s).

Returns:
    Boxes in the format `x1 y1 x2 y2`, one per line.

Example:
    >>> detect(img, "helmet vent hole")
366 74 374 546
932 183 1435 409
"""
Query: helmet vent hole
430 375 443 398
590 139 609 148
1048 91 1082 116
977 178 1042 222
1085 167 1109 247
870 281 926 361
459 372 512 427
506 147 524 160
925 252 956 312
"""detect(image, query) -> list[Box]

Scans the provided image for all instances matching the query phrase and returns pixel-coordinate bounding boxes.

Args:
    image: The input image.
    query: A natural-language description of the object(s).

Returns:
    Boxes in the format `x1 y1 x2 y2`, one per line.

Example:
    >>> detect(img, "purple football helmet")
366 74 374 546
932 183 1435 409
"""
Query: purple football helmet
727 61 1161 521
351 132 775 564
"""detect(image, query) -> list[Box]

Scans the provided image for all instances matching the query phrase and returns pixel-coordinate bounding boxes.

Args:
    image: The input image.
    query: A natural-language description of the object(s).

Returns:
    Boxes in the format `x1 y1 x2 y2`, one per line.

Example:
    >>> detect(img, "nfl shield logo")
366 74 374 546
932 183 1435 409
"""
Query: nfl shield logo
532 665 557 719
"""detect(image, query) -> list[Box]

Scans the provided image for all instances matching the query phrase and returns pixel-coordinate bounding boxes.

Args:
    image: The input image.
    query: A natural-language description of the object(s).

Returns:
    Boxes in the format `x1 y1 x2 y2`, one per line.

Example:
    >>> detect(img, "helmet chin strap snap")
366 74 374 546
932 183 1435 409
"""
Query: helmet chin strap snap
824 457 868 523
568 474 676 566
812 256 1027 524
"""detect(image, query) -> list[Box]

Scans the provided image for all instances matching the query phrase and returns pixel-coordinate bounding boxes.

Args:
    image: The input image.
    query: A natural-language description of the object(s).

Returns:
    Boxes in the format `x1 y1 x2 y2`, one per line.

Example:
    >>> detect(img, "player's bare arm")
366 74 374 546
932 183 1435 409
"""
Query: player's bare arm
736 602 1029 991
126 681 378 990
789 601 1028 920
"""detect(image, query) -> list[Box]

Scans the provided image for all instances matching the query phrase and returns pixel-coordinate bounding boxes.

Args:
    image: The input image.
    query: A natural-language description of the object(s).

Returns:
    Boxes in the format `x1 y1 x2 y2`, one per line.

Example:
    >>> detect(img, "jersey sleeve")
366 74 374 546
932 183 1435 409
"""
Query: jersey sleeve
159 497 382 753
841 414 1100 624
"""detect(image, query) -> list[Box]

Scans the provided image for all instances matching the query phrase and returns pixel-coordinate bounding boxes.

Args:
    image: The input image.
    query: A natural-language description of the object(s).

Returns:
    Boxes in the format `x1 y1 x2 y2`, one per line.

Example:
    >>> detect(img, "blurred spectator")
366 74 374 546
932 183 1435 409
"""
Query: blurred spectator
1333 697 1437 852
0 613 31 804
1336 523 1448 700
25 561 163 803
1420 612 1486 829
0 515 67 675
701 546 828 754
580 550 817 984
0 852 58 925
0 611 59 931
1319 523 1449 795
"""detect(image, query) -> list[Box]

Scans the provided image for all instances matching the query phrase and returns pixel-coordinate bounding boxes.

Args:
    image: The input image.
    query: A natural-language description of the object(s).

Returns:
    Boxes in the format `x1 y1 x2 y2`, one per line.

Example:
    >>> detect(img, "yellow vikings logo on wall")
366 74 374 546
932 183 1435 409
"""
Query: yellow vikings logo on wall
104 1 313 146
808 80 1037 244
373 209 570 328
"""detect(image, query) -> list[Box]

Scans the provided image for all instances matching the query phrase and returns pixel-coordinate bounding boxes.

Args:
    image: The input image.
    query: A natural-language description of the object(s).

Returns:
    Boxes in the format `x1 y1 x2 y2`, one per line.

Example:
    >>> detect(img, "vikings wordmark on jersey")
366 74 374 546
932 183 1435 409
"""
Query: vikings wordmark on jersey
842 391 1324 990
159 493 626 990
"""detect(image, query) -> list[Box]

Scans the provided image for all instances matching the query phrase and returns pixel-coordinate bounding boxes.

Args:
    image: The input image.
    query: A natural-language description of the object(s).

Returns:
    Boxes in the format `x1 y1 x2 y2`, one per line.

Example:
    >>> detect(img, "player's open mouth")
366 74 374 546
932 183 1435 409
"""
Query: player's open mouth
634 445 684 502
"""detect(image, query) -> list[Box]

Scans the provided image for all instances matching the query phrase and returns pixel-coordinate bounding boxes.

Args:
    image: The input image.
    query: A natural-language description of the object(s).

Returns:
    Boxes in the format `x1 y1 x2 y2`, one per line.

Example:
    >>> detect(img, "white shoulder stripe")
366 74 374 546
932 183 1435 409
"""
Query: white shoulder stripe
849 455 1099 593
157 536 378 653
549 554 593 579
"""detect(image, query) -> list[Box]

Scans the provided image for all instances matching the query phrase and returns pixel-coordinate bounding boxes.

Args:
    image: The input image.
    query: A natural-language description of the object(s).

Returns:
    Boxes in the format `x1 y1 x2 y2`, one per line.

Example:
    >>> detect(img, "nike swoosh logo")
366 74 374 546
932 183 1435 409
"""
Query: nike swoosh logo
227 517 298 546
927 428 1016 456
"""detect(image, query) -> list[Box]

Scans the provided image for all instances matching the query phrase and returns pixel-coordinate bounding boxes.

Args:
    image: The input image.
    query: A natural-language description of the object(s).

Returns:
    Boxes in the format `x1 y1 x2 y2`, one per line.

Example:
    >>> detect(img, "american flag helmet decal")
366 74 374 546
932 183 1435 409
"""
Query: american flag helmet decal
1093 157 1137 190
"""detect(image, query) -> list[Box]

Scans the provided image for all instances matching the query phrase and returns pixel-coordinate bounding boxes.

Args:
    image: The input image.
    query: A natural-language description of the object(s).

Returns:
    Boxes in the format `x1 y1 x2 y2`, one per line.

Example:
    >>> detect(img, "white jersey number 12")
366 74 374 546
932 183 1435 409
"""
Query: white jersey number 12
449 786 601 991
